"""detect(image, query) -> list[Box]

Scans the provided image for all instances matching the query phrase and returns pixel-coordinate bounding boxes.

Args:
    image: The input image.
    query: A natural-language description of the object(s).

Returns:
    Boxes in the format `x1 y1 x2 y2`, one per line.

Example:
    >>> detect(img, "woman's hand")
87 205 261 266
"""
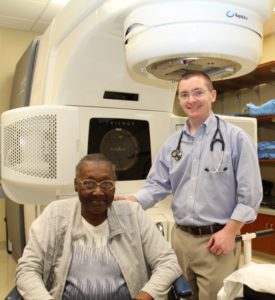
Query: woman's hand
133 290 154 300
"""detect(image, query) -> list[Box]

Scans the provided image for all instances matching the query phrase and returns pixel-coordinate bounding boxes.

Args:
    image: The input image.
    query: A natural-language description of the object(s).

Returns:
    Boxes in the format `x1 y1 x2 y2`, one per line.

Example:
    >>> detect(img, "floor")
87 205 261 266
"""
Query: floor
0 242 274 299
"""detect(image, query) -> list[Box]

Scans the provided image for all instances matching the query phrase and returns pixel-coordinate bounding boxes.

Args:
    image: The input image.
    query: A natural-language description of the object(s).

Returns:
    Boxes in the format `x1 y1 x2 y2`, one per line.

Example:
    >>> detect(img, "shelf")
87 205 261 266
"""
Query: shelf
231 114 275 122
213 61 275 93
261 196 275 209
256 114 275 123
259 159 275 163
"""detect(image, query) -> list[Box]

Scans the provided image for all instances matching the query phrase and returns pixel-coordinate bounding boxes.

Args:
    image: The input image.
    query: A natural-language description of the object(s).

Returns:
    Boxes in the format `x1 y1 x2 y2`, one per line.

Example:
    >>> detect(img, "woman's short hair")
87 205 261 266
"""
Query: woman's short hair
75 153 117 180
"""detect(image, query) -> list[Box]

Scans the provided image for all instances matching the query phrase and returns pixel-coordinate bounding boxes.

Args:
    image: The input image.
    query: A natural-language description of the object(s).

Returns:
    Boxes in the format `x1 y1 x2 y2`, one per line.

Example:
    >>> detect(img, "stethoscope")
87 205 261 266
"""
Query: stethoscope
171 116 227 173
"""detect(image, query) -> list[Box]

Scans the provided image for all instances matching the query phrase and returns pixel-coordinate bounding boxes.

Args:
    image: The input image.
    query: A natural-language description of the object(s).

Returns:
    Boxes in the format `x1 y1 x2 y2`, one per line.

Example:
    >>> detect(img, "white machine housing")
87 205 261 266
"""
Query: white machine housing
1 106 80 204
124 0 275 81
0 0 267 206
1 104 257 206
1 105 174 204
29 0 274 108
169 114 258 142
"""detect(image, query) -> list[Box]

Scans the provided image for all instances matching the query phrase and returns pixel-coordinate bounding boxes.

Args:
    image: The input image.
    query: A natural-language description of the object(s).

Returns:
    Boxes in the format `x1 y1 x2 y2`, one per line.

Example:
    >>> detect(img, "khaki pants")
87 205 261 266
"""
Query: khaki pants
171 225 241 300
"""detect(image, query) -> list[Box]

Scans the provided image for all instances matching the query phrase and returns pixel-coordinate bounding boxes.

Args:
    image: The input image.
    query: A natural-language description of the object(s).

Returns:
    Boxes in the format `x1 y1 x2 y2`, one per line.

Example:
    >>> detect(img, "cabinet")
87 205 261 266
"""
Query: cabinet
213 61 275 163
241 213 275 256
244 112 275 256
257 114 275 207
215 61 275 256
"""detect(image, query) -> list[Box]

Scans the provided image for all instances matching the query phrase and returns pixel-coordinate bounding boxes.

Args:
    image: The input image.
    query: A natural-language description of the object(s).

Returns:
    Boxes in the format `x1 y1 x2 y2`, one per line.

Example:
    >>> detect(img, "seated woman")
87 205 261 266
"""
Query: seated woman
16 153 182 300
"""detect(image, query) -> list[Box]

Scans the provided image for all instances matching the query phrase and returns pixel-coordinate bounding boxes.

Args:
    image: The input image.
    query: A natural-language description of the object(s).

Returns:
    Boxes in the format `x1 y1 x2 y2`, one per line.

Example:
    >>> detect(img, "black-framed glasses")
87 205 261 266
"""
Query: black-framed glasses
77 179 115 191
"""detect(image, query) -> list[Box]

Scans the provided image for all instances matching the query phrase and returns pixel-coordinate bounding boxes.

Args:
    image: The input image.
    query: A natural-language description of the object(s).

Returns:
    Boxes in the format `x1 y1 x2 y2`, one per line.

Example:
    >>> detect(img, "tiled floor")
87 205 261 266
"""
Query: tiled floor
0 242 274 299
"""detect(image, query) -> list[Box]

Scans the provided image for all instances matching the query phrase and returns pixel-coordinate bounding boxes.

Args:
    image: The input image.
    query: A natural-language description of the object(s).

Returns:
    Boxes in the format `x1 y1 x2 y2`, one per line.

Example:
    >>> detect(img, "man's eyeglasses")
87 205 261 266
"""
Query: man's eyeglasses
178 89 206 101
77 179 115 191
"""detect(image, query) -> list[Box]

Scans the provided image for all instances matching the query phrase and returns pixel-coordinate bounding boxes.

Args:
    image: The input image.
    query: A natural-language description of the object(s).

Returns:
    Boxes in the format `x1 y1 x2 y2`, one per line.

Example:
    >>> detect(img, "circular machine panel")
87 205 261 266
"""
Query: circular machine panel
88 118 152 181
146 56 241 82
100 128 139 172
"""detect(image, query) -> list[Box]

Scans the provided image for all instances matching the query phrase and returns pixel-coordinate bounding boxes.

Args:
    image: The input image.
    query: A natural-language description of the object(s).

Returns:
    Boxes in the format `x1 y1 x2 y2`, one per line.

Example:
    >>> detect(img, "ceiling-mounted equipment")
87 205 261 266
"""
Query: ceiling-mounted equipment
124 0 275 81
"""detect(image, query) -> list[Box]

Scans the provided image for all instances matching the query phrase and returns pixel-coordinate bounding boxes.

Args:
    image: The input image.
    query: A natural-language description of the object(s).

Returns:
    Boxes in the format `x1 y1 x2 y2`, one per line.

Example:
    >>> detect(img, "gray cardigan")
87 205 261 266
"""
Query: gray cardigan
16 198 182 300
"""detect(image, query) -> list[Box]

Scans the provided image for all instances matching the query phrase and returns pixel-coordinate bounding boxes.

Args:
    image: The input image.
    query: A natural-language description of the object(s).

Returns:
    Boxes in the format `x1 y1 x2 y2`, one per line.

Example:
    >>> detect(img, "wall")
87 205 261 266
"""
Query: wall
0 28 38 242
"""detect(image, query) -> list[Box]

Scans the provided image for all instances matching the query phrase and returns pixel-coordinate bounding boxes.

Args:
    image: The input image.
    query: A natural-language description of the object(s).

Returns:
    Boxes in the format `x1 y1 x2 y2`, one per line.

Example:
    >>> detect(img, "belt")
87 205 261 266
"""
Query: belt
177 224 225 236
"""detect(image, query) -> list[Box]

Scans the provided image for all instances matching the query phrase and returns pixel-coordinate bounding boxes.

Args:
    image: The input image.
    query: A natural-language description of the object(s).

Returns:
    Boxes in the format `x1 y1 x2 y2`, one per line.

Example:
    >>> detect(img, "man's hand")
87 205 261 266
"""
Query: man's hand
114 195 138 202
207 220 244 256
207 228 236 255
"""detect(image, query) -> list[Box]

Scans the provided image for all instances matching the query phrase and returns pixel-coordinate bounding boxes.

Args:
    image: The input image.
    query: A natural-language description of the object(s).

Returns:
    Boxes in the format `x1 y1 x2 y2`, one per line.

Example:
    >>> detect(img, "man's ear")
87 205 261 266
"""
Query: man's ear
211 89 217 103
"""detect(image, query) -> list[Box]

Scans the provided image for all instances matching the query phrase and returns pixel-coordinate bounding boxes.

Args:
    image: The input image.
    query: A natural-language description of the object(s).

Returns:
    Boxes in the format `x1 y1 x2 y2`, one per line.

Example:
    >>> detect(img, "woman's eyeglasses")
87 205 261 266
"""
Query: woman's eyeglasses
77 179 115 191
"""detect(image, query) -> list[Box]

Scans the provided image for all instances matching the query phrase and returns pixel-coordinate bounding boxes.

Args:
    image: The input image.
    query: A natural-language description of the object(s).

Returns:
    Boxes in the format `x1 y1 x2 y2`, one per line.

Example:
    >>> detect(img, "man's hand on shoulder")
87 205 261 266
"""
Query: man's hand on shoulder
114 195 138 202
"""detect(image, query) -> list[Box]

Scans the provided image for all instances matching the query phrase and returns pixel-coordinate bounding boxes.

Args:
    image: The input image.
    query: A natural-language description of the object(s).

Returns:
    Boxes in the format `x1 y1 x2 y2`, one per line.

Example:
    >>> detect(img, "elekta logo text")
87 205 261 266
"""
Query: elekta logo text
226 10 248 20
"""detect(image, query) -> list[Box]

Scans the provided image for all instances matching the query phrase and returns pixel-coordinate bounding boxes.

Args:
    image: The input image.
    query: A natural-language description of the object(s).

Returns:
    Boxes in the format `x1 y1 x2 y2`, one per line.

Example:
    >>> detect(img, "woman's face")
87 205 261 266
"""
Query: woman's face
74 160 115 225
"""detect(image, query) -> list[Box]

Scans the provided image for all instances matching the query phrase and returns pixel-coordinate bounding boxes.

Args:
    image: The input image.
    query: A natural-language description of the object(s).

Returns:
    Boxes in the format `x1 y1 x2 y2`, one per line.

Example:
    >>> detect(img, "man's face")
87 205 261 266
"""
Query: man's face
178 75 216 120
74 160 115 222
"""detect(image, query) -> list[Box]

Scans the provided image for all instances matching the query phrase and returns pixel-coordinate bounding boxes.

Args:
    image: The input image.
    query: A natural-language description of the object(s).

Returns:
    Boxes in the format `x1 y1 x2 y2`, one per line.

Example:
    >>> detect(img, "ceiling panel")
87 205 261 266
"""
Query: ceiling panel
0 0 67 33
0 0 47 18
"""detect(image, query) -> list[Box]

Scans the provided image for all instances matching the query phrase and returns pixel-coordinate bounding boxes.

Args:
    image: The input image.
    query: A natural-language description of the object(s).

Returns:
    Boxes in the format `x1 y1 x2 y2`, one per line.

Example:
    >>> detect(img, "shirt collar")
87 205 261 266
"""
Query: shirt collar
183 113 216 136
204 113 217 135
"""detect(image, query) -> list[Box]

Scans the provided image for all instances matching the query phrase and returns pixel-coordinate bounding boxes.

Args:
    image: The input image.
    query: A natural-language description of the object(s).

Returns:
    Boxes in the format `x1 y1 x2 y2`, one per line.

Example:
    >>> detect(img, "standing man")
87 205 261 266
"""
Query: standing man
118 71 262 299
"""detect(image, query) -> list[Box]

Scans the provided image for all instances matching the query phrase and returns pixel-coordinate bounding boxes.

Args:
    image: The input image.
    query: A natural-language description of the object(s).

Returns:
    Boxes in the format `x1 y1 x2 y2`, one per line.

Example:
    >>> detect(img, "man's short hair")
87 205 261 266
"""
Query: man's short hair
177 71 214 93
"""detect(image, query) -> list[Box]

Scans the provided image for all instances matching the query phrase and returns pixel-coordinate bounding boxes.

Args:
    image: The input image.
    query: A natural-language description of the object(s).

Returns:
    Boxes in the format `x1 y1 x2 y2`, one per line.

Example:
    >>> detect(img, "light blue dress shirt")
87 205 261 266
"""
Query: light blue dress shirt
136 113 263 226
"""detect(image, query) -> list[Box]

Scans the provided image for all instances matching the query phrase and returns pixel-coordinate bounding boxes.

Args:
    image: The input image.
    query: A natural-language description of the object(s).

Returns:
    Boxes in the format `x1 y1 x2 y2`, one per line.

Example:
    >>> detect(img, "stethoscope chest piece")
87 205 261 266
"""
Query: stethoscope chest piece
171 130 184 161
171 149 182 161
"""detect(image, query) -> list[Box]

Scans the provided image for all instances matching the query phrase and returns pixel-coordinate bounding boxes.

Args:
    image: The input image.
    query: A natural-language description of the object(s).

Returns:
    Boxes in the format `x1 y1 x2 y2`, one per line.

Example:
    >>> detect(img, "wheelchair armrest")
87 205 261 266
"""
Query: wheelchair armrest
172 275 192 298
5 286 22 300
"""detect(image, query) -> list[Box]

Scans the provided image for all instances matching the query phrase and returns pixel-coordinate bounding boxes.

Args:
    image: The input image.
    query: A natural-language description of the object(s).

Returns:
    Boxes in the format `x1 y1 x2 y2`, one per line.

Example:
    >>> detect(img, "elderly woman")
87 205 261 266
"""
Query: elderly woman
16 153 182 300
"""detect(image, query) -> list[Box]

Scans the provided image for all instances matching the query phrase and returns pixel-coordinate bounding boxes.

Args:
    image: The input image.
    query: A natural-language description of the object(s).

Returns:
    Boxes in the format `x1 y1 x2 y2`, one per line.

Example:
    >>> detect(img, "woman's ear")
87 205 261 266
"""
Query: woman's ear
74 178 78 192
